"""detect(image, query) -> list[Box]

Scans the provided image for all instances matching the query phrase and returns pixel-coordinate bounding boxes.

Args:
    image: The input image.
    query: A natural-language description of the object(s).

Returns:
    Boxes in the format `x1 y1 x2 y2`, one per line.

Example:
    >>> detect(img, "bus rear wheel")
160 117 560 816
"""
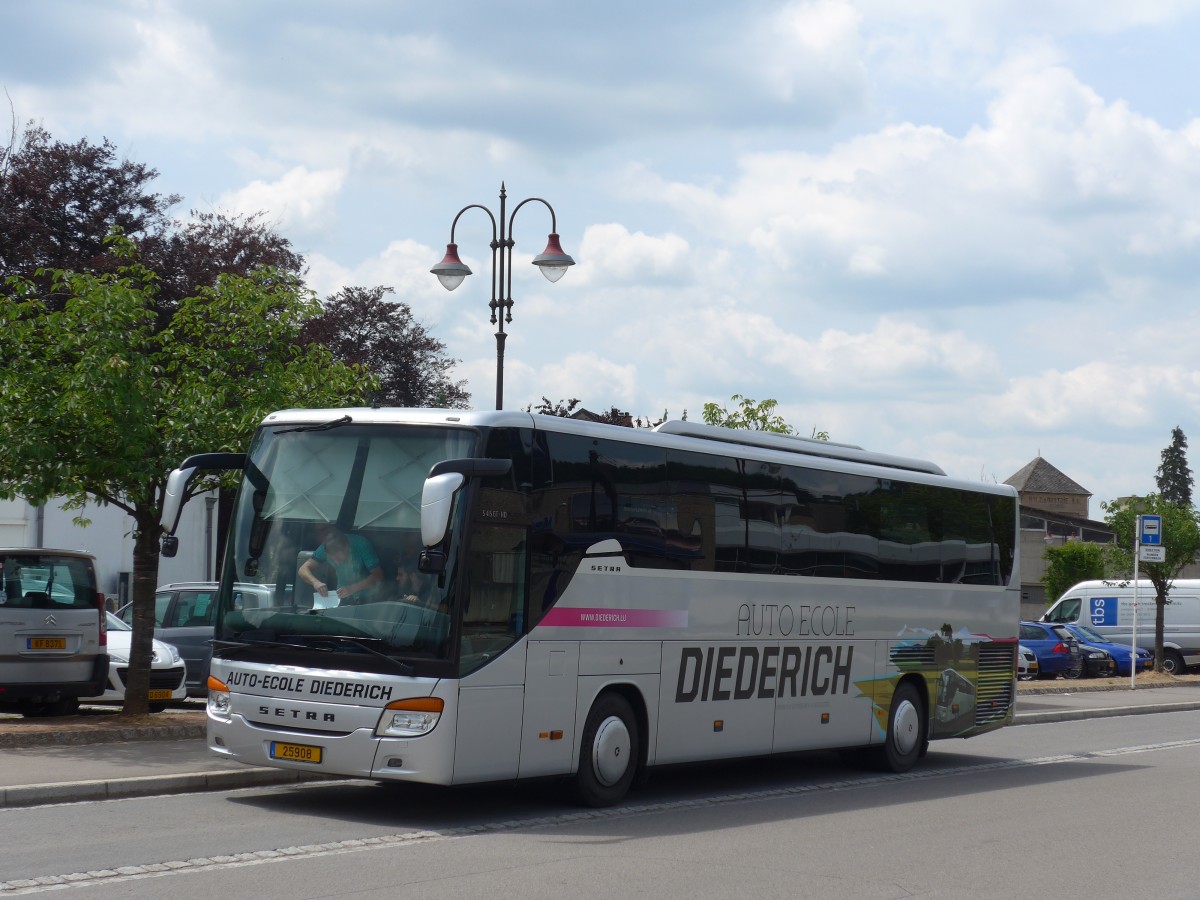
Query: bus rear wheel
873 681 925 773
572 692 639 808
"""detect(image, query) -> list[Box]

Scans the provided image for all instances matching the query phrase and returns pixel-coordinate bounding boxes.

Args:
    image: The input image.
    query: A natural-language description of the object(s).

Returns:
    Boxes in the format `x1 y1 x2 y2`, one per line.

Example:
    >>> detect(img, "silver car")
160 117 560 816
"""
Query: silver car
117 582 272 697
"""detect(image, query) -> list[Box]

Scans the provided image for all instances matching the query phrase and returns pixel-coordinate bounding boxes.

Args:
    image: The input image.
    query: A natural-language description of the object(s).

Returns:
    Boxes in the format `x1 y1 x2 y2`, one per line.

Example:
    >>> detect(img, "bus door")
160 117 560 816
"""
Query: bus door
453 525 528 783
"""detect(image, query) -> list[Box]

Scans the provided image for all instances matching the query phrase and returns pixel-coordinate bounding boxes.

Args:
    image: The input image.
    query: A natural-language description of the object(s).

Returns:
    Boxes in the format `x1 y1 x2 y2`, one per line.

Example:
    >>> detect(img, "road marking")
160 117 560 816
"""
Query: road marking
5 737 1200 894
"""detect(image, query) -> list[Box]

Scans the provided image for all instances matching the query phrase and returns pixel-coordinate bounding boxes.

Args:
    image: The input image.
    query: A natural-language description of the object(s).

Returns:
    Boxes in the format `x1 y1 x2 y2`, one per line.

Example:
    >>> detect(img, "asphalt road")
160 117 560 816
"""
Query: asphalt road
3 709 1200 898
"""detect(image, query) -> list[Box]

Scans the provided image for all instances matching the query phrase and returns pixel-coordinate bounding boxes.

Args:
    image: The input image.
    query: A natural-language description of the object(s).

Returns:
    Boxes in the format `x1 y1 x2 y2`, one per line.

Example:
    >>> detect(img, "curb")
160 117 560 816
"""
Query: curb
0 724 205 750
1014 699 1200 726
0 768 333 809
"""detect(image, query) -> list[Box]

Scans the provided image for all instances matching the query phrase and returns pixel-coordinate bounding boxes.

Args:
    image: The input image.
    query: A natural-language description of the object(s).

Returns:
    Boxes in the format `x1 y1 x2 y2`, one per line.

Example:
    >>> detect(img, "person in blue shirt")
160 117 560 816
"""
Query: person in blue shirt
299 526 382 608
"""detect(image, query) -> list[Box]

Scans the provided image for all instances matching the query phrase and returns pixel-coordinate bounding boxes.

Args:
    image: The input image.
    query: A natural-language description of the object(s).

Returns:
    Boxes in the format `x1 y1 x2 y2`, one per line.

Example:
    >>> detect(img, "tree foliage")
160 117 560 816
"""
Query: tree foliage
524 398 669 428
0 123 177 300
1156 426 1194 507
1041 540 1107 605
702 394 827 437
1 123 304 318
299 286 469 408
1102 494 1200 671
140 211 305 320
0 237 372 715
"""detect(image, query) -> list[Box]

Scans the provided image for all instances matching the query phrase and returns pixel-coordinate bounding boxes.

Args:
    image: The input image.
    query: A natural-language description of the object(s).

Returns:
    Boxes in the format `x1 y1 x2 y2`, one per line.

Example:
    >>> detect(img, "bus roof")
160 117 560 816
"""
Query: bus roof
256 407 1014 497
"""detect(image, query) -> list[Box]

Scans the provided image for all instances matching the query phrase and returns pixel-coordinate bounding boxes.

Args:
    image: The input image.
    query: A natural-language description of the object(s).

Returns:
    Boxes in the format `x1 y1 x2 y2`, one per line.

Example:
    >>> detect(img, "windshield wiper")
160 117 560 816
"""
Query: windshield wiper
215 638 321 654
293 635 415 675
214 635 415 675
273 415 353 435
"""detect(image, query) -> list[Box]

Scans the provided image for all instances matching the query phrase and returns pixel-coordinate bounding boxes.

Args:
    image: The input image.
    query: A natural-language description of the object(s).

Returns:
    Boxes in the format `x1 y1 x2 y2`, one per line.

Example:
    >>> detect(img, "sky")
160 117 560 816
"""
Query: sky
6 0 1200 518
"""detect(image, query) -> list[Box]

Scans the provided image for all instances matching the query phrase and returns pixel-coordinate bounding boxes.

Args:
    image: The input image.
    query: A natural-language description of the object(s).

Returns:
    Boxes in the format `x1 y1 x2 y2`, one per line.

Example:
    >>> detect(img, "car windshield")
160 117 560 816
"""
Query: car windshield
106 611 131 631
1071 624 1106 643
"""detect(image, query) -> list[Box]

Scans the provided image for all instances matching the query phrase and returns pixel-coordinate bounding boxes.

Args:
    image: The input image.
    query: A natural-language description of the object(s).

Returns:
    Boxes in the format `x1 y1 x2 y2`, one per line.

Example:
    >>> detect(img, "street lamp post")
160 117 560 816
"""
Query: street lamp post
431 182 575 410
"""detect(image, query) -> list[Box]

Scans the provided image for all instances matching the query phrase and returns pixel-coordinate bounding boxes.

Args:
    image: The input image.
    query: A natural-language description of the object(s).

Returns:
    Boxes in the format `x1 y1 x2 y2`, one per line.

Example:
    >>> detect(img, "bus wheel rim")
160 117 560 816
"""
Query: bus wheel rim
592 715 631 786
893 698 920 756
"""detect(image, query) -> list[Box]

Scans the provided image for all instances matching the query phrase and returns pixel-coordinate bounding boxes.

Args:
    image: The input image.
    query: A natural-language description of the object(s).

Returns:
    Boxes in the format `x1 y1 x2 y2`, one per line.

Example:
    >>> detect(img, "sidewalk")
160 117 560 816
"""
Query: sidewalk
3 682 1200 808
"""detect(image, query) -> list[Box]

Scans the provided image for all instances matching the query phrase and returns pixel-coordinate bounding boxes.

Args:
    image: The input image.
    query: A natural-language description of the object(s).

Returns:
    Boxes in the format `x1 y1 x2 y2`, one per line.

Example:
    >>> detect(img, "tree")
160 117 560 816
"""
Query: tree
1102 495 1200 672
299 286 469 408
703 394 795 434
1156 426 1194 507
2 123 306 321
0 238 372 716
528 397 582 417
524 398 669 427
140 211 306 321
1042 540 1107 605
0 122 178 302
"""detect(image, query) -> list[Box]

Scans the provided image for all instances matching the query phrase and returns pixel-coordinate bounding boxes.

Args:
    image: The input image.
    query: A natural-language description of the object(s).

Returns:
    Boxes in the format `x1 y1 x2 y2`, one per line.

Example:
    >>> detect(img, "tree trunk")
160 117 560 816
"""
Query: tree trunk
119 507 163 717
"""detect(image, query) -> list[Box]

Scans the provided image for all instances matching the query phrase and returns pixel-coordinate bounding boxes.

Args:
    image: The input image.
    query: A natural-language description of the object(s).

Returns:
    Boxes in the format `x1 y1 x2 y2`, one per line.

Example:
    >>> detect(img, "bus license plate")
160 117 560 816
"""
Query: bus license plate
27 638 67 651
148 689 172 701
270 741 323 764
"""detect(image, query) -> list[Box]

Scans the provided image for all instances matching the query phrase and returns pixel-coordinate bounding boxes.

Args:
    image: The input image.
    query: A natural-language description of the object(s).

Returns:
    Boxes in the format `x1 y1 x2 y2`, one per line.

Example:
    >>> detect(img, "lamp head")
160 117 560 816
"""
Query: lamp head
430 243 472 291
532 233 575 283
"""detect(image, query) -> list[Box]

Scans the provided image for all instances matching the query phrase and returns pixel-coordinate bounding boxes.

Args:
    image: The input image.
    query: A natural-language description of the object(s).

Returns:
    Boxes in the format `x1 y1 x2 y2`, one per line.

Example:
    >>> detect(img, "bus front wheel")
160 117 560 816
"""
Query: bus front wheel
573 692 639 808
874 681 925 773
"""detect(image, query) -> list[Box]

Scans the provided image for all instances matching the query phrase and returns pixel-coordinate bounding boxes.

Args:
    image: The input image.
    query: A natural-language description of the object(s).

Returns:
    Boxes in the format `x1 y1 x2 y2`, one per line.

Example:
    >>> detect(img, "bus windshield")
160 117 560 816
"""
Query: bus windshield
215 422 476 667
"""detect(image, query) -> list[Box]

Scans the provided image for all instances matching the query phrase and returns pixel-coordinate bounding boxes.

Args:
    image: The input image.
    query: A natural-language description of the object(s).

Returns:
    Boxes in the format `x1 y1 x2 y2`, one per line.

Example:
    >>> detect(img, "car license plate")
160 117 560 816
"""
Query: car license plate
148 689 172 701
270 741 323 764
27 637 67 650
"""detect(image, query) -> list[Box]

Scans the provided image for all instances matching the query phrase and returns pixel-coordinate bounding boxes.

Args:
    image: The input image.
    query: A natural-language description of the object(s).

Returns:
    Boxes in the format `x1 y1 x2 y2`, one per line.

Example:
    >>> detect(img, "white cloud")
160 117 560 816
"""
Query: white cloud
573 224 691 285
215 167 345 237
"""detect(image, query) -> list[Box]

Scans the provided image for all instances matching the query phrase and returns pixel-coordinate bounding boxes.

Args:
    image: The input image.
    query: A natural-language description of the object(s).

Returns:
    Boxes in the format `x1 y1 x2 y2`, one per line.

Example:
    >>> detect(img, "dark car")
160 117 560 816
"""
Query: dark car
1019 620 1083 679
117 582 272 697
1063 635 1117 679
1062 623 1154 677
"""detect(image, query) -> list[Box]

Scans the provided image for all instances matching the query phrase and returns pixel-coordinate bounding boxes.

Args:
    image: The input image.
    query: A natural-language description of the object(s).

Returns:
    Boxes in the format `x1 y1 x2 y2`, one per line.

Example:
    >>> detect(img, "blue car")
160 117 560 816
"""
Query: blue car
1061 623 1154 677
1019 621 1083 679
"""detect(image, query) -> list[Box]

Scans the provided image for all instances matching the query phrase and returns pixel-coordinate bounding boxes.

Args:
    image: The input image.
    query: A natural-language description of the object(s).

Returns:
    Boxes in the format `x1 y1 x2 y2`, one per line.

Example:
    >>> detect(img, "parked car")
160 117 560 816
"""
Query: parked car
1064 638 1117 679
1017 644 1040 681
84 612 186 708
117 582 272 697
0 547 108 718
1061 623 1154 677
1019 621 1083 679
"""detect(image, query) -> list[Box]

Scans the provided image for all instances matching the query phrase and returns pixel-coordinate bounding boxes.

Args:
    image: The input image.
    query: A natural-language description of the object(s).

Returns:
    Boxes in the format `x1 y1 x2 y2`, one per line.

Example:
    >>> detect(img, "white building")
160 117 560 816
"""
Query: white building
0 492 218 607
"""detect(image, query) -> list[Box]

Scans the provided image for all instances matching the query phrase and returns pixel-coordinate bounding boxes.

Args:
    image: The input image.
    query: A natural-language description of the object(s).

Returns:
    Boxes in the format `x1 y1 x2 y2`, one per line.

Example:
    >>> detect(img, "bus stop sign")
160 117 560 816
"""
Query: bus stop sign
1140 515 1162 545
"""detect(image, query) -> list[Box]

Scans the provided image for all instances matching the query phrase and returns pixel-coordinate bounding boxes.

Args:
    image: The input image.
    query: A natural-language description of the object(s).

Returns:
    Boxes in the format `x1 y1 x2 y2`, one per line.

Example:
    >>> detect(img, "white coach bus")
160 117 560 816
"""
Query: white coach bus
161 409 1020 806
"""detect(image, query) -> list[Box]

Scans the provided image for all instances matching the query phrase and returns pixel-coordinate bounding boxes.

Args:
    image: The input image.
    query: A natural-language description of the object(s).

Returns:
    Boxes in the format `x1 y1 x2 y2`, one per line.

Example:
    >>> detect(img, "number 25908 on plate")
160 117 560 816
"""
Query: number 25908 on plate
269 741 323 764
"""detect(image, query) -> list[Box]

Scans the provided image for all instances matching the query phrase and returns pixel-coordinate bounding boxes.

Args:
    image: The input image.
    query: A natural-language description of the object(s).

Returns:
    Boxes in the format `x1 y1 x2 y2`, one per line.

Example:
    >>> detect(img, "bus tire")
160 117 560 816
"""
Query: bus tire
573 692 639 808
1161 649 1186 676
874 681 925 773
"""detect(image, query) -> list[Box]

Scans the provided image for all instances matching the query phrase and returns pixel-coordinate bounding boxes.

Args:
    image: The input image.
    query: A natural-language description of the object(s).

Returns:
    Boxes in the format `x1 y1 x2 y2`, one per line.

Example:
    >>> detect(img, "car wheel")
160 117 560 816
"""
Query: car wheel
1161 650 1186 676
572 692 639 808
1063 661 1085 680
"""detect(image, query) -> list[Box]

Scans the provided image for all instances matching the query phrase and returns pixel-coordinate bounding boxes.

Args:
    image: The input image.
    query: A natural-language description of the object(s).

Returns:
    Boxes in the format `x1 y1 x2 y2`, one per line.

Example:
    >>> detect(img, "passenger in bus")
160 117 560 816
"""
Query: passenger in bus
299 526 383 608
391 541 444 612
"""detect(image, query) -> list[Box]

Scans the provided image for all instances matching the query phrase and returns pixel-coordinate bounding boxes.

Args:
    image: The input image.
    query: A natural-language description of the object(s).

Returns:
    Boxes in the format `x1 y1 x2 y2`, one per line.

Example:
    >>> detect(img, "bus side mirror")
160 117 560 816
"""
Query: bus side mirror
159 452 246 554
421 472 465 548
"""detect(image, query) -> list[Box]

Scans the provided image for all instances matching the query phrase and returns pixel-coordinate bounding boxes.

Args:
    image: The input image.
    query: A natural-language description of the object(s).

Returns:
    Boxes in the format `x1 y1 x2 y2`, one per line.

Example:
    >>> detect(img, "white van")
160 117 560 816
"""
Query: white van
1041 579 1200 675
0 548 108 716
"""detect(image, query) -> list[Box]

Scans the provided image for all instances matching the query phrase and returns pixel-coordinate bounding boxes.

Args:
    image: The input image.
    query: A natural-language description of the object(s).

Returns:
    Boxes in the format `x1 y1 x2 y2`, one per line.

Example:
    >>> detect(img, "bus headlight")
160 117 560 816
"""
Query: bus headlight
377 697 444 737
207 675 232 719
